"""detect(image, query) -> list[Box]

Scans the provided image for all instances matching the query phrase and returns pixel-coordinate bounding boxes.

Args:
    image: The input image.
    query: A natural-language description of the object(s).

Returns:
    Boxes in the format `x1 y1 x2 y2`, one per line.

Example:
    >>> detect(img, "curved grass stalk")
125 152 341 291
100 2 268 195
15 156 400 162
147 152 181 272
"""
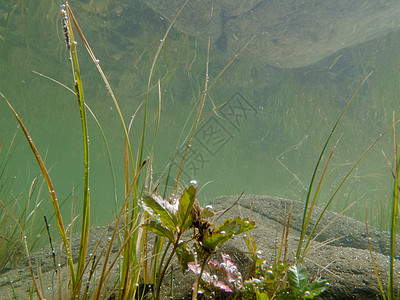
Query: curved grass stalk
0 91 76 289
300 119 400 259
304 136 341 228
127 1 190 290
174 36 211 190
65 3 135 179
365 204 387 300
0 129 18 179
84 104 118 211
142 80 162 283
174 35 255 188
91 159 147 300
138 1 190 282
295 70 373 260
139 0 189 174
31 70 119 211
0 195 43 298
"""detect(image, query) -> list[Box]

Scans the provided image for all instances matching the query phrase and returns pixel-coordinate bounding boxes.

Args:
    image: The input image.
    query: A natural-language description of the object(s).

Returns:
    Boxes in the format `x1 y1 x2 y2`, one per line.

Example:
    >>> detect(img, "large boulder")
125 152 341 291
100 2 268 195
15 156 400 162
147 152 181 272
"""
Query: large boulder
141 0 400 68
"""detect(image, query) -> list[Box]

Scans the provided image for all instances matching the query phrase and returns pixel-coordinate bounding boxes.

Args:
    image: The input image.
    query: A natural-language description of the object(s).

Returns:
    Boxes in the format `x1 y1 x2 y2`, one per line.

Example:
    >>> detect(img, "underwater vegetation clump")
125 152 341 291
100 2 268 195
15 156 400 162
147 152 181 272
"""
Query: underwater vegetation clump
0 132 44 275
1 1 400 299
0 135 25 274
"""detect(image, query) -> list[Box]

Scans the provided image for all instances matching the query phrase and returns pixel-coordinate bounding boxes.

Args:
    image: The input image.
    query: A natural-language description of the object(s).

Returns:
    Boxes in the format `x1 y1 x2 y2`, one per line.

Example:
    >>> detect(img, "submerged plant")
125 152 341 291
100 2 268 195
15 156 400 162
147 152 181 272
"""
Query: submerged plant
139 184 256 299
277 265 329 299
0 133 43 274
240 207 328 300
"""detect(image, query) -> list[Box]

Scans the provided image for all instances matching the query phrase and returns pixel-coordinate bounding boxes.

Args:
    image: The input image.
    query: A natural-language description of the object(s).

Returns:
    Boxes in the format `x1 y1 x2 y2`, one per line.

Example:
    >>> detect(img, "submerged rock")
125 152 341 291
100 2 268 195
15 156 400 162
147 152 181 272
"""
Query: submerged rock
140 0 400 68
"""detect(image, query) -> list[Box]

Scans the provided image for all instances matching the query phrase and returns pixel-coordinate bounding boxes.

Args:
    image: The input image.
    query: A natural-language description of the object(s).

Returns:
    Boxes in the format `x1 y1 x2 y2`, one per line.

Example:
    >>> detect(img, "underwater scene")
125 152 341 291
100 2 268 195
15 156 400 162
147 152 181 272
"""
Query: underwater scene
1 0 400 299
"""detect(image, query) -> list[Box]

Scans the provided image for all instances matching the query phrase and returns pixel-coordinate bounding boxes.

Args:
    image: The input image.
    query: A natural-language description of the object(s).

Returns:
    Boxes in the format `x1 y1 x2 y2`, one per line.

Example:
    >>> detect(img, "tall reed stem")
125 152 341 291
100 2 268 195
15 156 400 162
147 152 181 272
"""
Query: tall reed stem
62 3 90 293
389 113 399 300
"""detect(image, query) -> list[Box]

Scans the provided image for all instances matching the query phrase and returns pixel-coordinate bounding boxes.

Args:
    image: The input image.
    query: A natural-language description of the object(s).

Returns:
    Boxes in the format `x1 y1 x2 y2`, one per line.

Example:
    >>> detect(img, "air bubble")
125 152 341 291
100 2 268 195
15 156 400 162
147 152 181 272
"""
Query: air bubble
189 180 198 187
155 214 161 222
230 266 238 273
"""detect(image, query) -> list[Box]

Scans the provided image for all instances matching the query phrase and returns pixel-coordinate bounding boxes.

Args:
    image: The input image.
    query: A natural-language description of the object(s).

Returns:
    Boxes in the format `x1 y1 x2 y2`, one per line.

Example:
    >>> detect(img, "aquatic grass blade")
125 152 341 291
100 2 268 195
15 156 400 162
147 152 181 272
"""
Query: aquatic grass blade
91 159 147 299
301 120 400 258
388 112 399 300
0 91 76 288
140 0 189 185
174 35 255 189
65 3 135 180
303 137 340 236
133 1 189 288
365 204 387 300
31 70 119 211
65 5 145 296
296 71 373 260
62 4 90 292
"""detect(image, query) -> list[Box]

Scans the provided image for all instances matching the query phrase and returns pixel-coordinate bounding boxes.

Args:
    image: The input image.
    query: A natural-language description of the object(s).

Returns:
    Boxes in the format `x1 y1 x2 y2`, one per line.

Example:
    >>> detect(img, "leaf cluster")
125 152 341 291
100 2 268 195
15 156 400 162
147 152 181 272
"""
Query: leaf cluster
138 185 256 297
242 260 328 300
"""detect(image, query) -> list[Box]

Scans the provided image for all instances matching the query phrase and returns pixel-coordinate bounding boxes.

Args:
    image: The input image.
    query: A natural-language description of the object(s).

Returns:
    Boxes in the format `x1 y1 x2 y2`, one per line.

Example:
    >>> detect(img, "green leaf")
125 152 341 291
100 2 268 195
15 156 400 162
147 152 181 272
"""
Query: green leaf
218 217 256 235
142 220 175 242
202 231 234 250
201 206 216 219
177 186 197 231
287 265 308 292
303 280 329 298
139 194 177 230
256 291 270 300
175 241 194 272
202 217 256 250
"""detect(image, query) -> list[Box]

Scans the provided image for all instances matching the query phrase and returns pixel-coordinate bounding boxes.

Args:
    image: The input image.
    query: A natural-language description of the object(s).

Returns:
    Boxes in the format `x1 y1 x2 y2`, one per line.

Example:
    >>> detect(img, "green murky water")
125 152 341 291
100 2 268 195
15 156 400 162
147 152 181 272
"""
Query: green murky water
1 0 400 251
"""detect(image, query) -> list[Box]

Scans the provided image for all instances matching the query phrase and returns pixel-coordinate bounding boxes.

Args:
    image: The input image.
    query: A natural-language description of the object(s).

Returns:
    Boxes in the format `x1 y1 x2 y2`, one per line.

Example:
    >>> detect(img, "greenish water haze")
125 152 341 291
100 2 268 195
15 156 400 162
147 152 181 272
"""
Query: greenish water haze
1 0 399 244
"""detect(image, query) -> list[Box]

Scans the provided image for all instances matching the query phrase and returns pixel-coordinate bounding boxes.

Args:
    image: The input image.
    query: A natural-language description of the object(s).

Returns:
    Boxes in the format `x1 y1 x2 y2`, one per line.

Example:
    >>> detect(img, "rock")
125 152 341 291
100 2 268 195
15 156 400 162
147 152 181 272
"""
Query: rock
141 0 400 68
